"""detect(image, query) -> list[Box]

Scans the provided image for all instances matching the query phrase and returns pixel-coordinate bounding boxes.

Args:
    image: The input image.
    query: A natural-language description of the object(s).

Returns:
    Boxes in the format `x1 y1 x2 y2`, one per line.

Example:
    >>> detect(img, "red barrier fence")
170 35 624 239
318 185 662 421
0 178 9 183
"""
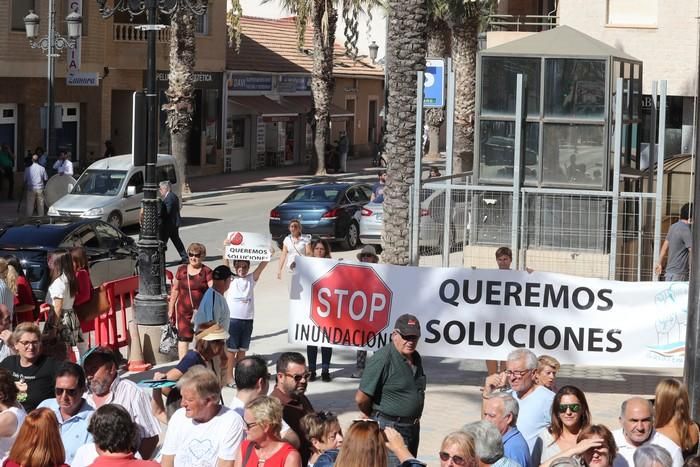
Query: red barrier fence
92 275 139 351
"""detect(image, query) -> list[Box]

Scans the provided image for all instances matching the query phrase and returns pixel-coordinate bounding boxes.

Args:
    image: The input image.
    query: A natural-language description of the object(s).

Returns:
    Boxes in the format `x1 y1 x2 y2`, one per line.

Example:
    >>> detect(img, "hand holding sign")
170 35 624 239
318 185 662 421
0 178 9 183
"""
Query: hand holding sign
225 231 272 262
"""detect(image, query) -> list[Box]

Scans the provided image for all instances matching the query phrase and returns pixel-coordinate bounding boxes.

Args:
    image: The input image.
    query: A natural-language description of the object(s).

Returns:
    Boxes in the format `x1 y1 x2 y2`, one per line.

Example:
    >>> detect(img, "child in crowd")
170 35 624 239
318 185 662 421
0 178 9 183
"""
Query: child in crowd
536 354 560 391
300 411 344 467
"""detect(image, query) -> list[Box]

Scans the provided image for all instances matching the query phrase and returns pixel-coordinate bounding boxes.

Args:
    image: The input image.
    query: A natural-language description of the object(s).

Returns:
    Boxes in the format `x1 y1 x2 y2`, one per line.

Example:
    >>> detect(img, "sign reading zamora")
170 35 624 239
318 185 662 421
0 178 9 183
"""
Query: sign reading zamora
289 257 688 368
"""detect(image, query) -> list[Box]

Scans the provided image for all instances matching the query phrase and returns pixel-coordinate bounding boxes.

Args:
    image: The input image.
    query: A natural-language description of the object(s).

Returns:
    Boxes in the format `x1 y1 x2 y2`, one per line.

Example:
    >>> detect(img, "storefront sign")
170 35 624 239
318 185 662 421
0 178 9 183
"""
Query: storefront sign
256 116 265 154
228 74 274 92
66 0 82 74
155 71 222 89
278 76 312 93
289 258 689 368
66 72 99 87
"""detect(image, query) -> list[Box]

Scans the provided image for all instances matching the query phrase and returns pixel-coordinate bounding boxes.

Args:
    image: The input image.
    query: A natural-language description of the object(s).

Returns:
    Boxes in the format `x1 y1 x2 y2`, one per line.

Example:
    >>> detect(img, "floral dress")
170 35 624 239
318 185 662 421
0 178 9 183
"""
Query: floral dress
174 265 212 342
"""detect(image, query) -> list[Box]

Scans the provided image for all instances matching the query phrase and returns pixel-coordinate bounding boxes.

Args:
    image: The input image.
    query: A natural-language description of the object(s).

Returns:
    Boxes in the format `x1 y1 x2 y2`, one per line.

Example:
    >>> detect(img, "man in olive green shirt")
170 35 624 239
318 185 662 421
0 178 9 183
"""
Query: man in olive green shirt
356 314 426 466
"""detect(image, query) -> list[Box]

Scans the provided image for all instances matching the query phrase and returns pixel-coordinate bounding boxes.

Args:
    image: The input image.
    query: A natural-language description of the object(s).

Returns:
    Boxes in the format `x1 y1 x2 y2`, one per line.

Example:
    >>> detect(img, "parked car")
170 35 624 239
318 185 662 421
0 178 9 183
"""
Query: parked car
269 182 372 250
359 189 470 251
0 217 138 301
48 154 181 228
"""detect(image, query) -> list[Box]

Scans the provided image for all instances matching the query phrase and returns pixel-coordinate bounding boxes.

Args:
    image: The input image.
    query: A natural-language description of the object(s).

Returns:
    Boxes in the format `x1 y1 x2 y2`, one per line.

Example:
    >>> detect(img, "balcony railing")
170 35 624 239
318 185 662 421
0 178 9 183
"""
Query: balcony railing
488 14 558 32
113 23 171 42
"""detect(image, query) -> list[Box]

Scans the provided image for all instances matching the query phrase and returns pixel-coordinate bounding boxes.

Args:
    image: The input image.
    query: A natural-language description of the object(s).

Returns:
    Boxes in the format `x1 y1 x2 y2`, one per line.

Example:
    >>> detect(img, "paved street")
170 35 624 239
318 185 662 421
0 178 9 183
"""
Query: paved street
0 158 683 464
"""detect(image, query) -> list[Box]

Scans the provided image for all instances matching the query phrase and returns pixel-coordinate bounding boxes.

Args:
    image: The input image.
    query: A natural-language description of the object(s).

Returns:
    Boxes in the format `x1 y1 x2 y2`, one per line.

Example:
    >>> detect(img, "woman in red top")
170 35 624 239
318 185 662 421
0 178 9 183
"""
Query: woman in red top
70 247 94 336
237 396 300 467
3 407 68 467
168 242 213 359
4 257 34 324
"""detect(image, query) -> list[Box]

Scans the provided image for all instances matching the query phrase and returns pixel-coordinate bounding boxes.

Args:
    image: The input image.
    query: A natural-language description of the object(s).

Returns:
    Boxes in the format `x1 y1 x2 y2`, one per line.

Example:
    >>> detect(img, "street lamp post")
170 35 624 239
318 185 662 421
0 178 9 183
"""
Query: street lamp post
24 3 82 164
95 0 207 326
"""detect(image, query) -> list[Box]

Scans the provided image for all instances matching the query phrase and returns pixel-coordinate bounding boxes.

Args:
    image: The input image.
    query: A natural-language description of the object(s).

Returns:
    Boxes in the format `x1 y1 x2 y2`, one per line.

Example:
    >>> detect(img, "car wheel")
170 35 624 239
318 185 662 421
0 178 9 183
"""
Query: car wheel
107 211 123 229
343 222 360 250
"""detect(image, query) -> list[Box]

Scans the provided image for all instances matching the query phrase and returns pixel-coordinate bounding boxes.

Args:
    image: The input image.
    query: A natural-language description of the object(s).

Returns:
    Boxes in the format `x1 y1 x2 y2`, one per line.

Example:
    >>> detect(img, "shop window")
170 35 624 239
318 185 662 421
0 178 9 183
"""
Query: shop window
545 59 606 120
231 119 245 148
607 0 657 27
12 0 35 31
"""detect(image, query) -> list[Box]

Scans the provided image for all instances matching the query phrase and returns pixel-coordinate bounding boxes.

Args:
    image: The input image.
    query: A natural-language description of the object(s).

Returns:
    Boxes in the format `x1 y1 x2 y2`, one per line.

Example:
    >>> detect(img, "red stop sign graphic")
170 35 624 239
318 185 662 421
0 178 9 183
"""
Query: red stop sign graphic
310 264 393 345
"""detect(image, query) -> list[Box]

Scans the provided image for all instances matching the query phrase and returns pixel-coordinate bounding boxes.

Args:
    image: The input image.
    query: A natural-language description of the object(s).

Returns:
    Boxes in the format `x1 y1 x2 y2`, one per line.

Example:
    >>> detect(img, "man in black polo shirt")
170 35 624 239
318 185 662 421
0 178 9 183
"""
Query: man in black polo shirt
355 314 426 466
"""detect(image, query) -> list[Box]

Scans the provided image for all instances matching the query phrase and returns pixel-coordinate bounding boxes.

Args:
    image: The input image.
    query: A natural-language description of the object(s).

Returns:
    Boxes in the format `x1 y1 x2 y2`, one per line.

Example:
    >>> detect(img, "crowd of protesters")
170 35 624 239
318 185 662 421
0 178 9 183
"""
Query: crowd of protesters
0 219 691 467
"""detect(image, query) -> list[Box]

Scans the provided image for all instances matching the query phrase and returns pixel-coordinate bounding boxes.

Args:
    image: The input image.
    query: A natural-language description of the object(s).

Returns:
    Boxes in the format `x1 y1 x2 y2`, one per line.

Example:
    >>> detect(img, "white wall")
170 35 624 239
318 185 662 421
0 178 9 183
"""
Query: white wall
239 0 388 61
558 0 699 96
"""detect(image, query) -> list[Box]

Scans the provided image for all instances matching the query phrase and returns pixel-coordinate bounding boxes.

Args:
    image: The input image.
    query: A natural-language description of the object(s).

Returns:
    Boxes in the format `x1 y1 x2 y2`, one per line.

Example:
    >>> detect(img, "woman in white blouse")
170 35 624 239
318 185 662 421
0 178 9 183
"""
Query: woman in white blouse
277 219 310 279
47 250 82 354
0 367 26 461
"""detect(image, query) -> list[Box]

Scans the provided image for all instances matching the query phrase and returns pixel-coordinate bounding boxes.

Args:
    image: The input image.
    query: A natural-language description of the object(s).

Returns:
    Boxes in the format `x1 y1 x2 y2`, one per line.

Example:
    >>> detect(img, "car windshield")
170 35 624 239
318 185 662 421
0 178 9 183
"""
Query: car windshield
71 170 127 196
286 188 341 203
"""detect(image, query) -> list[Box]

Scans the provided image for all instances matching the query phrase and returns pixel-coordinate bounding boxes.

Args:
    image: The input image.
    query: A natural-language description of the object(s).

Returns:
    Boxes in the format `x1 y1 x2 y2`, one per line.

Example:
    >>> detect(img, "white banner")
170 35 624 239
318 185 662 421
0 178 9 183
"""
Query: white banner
288 257 689 368
225 231 272 262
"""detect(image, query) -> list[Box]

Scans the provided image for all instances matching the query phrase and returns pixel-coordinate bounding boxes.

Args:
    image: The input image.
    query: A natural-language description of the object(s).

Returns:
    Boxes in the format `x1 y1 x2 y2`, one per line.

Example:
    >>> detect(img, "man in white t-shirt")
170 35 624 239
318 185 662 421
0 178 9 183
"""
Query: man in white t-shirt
484 349 554 454
223 258 268 387
612 397 683 467
53 151 74 176
161 365 245 467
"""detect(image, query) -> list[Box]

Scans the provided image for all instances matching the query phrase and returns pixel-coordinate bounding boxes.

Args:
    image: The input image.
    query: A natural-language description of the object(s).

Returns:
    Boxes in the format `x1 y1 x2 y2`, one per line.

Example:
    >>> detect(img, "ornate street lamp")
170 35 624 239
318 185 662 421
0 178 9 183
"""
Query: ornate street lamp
95 0 207 326
24 4 82 170
368 41 379 64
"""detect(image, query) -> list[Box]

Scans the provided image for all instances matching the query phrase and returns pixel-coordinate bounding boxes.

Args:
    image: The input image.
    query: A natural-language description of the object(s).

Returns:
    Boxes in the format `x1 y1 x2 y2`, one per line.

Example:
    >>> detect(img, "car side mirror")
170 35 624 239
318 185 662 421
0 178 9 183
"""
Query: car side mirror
126 186 136 197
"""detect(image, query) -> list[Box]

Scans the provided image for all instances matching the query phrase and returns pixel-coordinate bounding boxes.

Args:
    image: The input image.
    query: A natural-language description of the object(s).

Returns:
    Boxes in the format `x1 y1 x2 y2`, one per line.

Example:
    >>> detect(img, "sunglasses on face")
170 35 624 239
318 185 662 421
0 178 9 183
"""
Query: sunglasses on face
398 332 419 342
439 452 468 466
318 410 335 421
55 387 80 397
558 403 582 413
285 372 311 382
188 252 201 258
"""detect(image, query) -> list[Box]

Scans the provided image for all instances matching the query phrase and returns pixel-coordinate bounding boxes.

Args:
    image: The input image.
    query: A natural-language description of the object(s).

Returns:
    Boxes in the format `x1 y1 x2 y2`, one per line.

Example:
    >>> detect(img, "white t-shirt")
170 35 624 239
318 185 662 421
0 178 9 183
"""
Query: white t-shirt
0 405 26 460
612 429 683 467
47 273 75 310
53 159 74 176
161 405 245 467
226 274 256 320
283 235 309 271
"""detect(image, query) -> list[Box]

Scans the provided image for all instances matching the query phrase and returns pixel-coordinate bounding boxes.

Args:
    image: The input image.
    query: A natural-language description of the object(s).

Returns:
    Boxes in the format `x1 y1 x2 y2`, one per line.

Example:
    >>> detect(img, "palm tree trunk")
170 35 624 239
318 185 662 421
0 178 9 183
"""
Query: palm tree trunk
382 0 428 265
451 16 479 173
425 18 450 160
310 0 337 175
164 8 196 193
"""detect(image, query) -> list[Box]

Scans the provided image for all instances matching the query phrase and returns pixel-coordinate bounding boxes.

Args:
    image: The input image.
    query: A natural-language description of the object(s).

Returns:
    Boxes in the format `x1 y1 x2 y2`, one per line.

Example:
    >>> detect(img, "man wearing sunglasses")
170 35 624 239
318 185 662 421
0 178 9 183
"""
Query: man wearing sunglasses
483 349 554 454
37 361 94 464
356 314 426 466
270 352 315 465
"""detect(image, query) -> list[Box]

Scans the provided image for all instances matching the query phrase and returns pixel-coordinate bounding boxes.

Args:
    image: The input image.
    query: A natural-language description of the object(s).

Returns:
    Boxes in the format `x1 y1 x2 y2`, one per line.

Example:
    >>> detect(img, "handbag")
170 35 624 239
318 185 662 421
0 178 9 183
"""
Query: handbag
74 285 110 322
159 321 178 357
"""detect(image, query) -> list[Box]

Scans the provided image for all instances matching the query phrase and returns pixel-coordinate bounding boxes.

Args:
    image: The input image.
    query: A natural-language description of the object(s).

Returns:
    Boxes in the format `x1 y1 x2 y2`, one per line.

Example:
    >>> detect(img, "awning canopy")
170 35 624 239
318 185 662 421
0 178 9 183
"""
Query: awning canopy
229 96 298 118
283 96 355 119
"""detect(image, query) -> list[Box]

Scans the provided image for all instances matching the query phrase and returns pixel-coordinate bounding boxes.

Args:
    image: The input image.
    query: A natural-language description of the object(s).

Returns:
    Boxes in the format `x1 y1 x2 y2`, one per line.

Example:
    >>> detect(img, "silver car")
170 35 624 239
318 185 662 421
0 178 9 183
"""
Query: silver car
359 190 470 251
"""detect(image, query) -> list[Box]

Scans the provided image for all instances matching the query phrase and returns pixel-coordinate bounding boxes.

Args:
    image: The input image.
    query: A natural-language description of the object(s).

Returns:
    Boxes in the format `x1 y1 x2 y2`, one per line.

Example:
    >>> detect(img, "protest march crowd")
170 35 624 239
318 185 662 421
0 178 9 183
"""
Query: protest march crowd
0 213 691 467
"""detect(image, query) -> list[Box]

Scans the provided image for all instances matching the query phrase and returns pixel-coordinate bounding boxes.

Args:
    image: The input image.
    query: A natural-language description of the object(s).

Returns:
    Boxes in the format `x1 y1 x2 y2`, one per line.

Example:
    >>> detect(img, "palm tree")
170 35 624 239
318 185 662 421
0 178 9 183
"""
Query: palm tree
381 0 428 265
163 7 197 194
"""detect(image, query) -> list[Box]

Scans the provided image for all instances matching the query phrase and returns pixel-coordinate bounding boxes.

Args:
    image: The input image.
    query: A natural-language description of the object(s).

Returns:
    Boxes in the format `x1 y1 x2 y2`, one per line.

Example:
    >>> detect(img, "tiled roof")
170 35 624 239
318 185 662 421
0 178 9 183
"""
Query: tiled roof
227 16 384 78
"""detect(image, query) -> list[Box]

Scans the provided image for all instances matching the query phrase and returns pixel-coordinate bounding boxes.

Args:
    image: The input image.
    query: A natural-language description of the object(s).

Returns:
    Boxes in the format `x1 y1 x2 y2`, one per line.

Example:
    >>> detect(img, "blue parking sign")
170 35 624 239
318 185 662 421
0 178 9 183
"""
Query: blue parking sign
424 59 445 108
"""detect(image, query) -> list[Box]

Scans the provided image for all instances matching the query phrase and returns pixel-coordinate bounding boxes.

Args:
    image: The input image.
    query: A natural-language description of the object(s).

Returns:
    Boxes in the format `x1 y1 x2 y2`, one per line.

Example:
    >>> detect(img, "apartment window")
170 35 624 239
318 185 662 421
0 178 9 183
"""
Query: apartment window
195 11 209 35
607 0 657 27
11 0 35 31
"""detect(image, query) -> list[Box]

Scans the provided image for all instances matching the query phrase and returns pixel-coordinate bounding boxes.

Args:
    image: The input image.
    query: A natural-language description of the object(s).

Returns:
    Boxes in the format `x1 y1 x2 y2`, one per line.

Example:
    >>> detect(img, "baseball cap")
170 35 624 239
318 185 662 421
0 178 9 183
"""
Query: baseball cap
212 265 233 281
357 245 379 261
394 314 421 338
195 323 229 342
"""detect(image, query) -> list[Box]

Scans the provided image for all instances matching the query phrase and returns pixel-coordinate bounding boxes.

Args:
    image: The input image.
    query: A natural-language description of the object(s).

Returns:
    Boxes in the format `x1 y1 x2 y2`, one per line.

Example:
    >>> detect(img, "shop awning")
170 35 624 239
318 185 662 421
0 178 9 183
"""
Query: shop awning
229 96 298 118
283 96 355 119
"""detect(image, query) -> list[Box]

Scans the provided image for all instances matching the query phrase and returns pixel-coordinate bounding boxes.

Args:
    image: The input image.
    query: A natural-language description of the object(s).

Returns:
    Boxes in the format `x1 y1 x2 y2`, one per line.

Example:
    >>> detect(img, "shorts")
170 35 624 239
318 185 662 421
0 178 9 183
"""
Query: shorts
227 318 253 351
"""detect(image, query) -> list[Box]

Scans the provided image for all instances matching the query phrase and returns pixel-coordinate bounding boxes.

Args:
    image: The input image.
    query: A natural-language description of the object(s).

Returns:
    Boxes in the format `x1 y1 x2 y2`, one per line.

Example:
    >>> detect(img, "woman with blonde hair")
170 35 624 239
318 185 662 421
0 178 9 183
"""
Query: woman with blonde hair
654 378 699 459
4 256 34 324
169 242 213 359
3 407 67 467
439 431 477 467
277 219 309 280
0 258 17 318
236 396 301 467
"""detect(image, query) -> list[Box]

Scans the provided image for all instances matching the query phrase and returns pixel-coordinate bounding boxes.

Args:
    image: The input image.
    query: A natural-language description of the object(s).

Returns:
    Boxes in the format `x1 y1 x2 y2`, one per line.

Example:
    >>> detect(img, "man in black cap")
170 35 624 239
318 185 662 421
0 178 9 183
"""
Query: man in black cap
194 265 233 332
355 313 426 466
